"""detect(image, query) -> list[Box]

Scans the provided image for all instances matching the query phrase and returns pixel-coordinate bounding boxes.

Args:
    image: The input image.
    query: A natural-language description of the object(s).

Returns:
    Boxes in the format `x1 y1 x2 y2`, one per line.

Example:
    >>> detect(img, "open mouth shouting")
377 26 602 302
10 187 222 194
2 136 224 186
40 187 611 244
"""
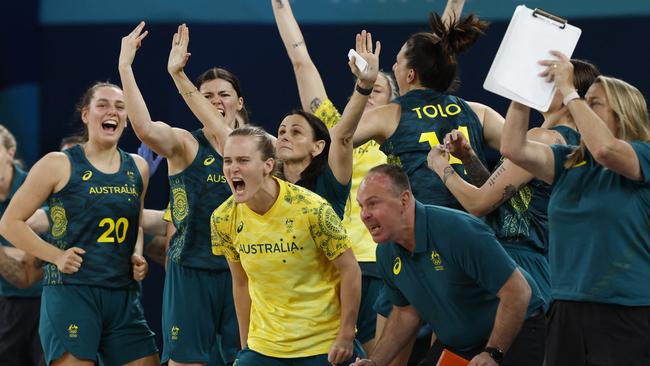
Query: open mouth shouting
101 120 119 133
230 177 246 199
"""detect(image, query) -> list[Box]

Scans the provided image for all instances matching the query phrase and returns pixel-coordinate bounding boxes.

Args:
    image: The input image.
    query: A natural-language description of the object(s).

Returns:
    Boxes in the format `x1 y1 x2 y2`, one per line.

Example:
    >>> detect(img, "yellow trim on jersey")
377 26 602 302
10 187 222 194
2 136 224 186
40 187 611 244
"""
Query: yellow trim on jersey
314 99 385 262
210 178 351 357
162 203 171 222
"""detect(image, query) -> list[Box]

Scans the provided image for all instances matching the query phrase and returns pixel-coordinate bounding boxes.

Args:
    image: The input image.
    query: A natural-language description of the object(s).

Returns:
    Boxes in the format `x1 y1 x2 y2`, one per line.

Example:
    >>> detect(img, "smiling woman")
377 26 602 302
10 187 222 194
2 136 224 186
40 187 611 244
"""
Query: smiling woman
0 82 158 366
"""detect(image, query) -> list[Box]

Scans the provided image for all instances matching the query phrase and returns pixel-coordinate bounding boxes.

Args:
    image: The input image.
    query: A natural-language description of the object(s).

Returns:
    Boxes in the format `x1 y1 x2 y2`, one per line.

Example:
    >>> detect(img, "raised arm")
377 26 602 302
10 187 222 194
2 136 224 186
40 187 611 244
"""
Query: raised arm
500 102 556 184
328 31 380 184
167 24 233 154
441 0 467 27
118 22 189 160
272 0 328 112
542 51 643 180
428 128 563 216
0 153 85 273
468 101 504 151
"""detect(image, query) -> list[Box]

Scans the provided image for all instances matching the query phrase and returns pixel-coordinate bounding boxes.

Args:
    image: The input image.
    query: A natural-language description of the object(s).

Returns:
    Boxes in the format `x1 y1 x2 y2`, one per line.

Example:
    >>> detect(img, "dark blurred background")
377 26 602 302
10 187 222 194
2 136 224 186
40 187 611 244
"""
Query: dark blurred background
2 0 648 353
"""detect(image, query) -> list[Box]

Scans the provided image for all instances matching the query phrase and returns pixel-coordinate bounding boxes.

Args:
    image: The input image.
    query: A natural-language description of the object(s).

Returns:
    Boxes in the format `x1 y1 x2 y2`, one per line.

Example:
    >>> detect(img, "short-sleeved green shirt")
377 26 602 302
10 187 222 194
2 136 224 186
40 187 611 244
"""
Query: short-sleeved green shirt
549 142 650 305
376 202 545 352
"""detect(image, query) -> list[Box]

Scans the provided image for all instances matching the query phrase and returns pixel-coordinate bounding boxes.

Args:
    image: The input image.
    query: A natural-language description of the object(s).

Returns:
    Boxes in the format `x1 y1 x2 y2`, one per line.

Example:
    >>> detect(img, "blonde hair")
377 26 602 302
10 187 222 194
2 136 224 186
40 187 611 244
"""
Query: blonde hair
564 76 650 168
0 124 22 169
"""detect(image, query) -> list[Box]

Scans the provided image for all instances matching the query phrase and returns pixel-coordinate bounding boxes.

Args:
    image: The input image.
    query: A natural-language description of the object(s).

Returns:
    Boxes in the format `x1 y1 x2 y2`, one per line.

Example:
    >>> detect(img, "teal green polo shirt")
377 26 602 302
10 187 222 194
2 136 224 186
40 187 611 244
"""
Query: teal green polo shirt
376 202 545 352
0 165 42 297
549 142 650 305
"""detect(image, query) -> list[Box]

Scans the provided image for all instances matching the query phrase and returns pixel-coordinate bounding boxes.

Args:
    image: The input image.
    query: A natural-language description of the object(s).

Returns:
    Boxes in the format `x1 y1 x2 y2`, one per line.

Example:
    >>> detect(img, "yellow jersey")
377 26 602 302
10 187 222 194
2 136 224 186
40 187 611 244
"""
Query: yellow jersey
315 99 386 262
210 178 351 357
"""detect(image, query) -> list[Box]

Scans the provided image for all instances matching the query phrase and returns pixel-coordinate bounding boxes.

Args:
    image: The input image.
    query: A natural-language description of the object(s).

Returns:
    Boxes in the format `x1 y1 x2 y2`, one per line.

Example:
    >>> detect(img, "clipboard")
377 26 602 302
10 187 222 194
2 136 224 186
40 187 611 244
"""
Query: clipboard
483 6 581 112
438 349 469 366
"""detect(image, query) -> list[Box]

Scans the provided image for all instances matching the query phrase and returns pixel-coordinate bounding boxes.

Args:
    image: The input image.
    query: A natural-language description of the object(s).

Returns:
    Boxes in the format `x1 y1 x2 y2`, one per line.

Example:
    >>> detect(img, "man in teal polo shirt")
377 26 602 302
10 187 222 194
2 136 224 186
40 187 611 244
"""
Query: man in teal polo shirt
352 165 545 366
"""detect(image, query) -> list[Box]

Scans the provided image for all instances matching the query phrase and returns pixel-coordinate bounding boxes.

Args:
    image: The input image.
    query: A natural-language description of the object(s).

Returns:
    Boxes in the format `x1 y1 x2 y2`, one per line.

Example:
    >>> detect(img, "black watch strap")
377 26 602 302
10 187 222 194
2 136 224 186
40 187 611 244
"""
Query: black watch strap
484 347 504 363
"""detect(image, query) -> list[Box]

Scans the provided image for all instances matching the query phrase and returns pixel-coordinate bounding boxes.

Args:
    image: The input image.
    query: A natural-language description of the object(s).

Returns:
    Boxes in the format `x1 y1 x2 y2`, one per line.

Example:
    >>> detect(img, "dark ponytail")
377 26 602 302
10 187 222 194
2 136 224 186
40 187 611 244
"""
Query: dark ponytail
404 12 488 92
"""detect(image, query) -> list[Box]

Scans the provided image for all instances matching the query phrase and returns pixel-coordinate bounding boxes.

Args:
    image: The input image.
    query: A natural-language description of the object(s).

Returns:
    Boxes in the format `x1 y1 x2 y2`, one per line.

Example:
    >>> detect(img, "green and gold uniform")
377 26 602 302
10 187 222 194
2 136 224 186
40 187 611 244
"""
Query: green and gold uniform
162 129 239 364
39 145 157 366
381 89 487 209
486 126 580 308
211 178 357 364
0 165 44 366
546 141 650 365
315 99 383 343
377 202 545 355
549 141 650 305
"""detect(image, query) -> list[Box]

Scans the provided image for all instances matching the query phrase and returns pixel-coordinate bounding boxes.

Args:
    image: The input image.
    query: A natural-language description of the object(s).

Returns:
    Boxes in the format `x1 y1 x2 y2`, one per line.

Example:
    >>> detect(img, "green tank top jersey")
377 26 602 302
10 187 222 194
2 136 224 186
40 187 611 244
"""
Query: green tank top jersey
168 129 230 271
550 125 581 146
381 89 486 209
487 126 580 254
0 166 43 297
45 145 143 288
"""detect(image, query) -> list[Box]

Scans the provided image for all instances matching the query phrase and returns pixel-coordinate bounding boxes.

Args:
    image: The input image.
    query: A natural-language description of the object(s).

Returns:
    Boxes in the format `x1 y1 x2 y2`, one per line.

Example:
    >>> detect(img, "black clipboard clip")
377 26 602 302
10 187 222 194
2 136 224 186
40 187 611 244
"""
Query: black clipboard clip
532 8 567 29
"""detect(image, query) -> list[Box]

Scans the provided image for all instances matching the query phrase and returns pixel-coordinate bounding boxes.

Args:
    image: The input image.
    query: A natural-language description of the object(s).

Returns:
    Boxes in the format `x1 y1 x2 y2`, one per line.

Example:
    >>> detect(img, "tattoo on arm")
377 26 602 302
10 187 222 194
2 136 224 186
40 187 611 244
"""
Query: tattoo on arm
463 154 491 186
291 40 305 48
442 166 456 184
492 184 519 210
309 98 322 113
274 0 284 8
487 165 507 187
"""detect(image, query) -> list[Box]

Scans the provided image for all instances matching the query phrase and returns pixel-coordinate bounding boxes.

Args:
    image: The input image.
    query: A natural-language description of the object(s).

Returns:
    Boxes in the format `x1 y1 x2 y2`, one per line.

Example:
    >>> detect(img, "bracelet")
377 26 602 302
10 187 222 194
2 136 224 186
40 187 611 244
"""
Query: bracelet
562 90 580 106
355 83 373 96
179 88 199 97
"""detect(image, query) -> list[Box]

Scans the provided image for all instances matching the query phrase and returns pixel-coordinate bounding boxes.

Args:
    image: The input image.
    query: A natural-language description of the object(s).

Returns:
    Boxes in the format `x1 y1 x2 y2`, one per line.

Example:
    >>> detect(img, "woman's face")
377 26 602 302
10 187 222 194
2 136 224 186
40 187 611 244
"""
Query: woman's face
223 135 272 203
392 44 411 96
364 74 393 112
586 83 619 137
199 78 243 129
82 86 127 145
276 114 324 164
0 141 14 185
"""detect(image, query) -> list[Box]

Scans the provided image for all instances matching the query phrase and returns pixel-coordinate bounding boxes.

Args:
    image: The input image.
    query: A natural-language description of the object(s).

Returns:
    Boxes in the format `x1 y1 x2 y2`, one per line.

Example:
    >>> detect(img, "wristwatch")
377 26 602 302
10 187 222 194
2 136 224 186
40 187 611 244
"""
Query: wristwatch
484 347 504 363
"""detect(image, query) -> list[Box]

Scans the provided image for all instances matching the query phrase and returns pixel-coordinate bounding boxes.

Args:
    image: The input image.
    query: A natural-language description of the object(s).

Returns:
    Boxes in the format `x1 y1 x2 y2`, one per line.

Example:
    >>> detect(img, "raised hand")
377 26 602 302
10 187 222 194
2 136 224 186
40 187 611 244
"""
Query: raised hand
444 129 472 161
427 144 451 176
168 24 192 75
54 247 85 274
349 30 381 89
538 50 574 95
131 253 149 281
119 21 149 69
137 142 164 177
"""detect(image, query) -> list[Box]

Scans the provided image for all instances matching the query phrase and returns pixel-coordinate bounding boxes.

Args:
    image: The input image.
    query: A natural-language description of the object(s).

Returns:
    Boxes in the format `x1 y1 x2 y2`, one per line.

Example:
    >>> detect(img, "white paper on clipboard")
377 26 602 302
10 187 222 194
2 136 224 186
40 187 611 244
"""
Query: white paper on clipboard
483 6 581 112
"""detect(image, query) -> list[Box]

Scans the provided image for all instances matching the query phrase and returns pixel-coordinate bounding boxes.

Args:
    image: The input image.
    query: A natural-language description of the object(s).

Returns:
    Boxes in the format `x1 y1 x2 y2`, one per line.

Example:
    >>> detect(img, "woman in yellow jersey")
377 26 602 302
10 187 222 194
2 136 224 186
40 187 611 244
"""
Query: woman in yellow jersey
167 24 379 222
211 126 361 366
272 0 469 362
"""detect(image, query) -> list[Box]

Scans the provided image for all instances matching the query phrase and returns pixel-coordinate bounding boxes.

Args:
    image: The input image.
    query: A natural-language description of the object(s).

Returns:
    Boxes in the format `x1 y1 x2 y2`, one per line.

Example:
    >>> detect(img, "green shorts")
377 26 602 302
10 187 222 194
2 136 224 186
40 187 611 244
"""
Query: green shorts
234 342 365 366
39 285 157 366
162 260 240 364
357 263 382 344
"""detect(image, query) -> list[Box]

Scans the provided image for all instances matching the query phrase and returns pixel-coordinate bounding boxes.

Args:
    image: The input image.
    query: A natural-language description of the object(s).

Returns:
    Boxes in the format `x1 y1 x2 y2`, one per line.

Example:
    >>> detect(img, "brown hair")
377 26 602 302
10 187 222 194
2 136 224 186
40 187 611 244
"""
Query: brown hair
74 81 122 140
196 67 249 128
228 126 277 175
367 164 412 196
404 12 488 92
